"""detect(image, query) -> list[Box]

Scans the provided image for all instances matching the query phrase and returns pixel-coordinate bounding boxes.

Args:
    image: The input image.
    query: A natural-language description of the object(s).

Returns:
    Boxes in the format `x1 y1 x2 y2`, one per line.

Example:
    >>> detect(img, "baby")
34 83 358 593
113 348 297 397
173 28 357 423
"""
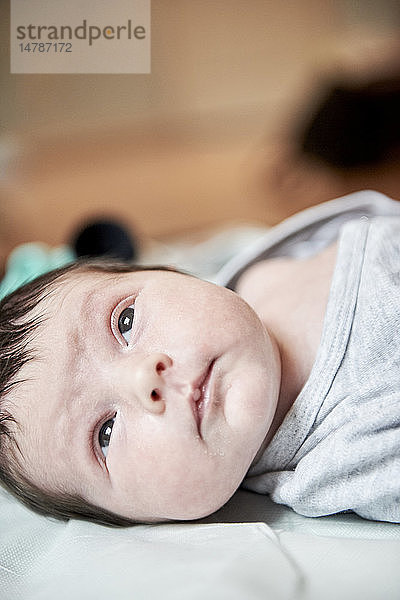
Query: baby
0 190 400 527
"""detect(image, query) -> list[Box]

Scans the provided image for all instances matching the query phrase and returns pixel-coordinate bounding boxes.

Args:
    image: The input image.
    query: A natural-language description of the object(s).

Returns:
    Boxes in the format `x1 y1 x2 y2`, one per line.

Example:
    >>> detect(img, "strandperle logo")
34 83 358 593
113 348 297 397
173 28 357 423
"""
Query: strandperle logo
16 19 146 46
11 0 150 74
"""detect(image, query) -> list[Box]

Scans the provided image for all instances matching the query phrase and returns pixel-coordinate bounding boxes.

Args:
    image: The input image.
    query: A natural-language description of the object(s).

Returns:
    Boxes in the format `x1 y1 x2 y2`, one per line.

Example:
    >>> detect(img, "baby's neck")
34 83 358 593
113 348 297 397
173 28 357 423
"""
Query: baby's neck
236 241 338 445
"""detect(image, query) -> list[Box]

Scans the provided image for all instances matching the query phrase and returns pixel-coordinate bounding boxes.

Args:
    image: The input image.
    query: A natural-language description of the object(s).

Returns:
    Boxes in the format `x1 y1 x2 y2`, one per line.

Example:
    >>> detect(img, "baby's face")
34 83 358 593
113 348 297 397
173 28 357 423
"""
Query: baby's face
12 269 280 521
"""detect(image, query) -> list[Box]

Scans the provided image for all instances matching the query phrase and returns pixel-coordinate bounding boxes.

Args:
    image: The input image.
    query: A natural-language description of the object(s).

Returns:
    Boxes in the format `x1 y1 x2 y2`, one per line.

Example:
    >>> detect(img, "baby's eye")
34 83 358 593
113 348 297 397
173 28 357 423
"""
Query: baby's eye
118 305 135 344
99 417 115 458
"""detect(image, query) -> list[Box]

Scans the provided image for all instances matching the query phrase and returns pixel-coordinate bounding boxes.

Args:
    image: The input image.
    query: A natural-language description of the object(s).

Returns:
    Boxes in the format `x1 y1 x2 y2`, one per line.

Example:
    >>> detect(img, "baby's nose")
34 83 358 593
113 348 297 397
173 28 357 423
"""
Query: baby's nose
132 353 172 413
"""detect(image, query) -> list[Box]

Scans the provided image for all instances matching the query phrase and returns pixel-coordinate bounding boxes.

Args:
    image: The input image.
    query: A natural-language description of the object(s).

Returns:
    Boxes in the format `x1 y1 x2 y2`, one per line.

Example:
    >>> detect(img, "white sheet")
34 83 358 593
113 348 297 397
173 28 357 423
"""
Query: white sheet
1 486 301 600
2 485 400 600
206 490 400 600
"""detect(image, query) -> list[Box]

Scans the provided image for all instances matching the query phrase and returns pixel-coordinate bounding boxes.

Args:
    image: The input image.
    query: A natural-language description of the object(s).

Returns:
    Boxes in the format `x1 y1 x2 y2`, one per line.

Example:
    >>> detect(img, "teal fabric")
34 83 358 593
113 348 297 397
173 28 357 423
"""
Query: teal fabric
0 243 76 300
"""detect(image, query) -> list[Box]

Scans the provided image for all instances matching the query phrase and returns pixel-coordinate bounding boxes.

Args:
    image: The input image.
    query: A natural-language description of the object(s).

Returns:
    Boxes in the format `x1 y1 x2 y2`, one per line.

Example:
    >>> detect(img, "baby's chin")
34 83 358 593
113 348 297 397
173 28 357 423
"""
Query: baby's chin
164 475 248 522
165 494 237 522
130 479 242 523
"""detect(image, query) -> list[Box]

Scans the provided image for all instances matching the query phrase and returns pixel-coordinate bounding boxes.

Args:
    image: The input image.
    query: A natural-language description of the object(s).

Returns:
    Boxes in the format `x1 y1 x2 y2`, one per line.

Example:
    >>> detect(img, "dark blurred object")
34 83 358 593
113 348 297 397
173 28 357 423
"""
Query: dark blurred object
72 219 138 262
299 74 400 168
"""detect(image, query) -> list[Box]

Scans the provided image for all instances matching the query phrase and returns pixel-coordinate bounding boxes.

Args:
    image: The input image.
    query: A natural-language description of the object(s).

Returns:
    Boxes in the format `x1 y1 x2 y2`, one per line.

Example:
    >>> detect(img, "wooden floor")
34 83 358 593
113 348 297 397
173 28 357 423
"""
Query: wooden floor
1 130 399 277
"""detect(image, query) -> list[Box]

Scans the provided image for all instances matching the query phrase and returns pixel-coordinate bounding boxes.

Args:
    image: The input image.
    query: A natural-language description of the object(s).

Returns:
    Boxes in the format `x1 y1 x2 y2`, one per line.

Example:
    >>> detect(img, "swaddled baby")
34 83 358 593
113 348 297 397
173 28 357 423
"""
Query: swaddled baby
0 191 399 526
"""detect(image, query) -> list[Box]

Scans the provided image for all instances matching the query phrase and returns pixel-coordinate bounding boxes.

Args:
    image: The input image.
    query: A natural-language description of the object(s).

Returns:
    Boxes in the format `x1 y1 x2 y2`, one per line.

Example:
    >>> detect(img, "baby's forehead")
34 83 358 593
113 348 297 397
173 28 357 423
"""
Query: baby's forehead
39 266 182 314
36 268 128 313
7 271 103 466
12 269 112 375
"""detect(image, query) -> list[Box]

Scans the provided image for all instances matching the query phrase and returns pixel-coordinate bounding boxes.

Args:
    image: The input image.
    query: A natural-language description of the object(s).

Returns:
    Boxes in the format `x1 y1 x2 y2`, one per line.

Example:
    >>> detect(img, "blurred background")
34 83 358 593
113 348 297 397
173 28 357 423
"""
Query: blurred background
1 0 400 272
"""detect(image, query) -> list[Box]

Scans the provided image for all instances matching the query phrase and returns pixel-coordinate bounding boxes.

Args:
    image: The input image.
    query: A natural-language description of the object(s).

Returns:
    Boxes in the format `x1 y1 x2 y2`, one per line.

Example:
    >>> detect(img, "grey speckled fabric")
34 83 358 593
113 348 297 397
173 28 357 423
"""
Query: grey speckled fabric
218 192 400 522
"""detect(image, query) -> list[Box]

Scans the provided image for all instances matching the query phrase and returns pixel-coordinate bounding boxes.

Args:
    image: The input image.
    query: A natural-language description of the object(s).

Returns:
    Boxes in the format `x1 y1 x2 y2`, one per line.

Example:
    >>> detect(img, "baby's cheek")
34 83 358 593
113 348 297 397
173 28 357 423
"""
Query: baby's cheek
110 438 236 521
163 445 249 520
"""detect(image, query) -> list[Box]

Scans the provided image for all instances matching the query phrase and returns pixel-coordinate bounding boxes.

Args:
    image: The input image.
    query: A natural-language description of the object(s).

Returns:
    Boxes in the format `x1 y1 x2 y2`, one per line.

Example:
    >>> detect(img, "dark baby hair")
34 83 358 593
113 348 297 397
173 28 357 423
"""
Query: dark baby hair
0 259 175 527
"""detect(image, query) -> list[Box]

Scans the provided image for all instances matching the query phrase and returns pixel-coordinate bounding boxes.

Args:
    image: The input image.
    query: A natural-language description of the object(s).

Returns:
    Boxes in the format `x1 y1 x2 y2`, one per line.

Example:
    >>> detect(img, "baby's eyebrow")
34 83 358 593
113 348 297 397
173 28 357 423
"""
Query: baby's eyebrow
51 291 104 481
56 285 99 423
61 284 100 382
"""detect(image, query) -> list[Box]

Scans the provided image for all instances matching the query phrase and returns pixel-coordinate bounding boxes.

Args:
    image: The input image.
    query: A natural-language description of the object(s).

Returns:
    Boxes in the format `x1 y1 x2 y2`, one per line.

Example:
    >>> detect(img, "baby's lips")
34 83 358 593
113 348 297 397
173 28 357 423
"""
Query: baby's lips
189 362 213 434
193 360 217 434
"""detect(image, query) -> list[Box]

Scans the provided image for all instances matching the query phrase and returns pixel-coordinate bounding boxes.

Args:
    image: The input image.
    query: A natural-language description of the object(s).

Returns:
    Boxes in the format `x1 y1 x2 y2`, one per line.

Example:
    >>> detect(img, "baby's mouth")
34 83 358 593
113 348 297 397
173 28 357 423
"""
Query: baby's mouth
191 360 215 435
